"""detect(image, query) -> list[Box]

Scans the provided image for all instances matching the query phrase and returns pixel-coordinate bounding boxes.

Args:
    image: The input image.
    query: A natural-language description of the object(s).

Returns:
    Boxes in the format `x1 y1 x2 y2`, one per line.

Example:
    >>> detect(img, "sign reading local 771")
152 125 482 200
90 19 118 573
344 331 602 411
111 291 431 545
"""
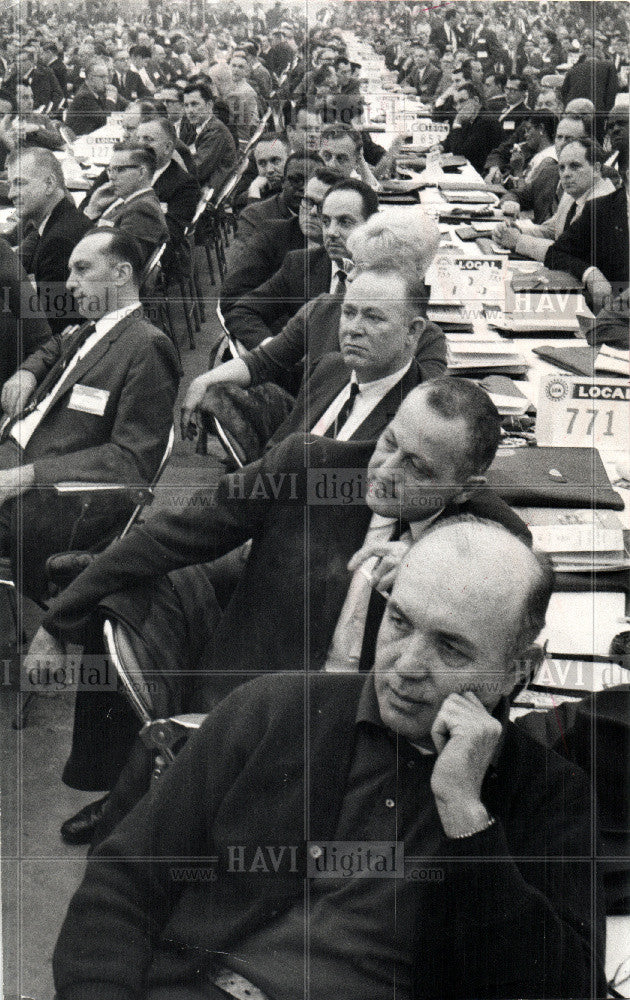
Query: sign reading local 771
536 375 630 452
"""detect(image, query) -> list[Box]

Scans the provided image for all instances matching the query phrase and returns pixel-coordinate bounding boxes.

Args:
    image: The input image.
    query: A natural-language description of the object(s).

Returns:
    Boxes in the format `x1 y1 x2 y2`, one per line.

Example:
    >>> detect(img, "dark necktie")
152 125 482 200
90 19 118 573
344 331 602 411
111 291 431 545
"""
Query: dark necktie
20 225 41 275
1 321 97 443
562 200 578 232
332 265 347 297
29 321 97 407
323 380 360 438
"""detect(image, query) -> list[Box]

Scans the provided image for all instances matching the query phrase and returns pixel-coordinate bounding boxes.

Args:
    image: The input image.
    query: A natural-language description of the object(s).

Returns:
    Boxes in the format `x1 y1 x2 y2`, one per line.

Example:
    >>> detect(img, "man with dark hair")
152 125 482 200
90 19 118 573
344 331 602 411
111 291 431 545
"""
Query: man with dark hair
181 82 237 191
221 162 332 318
495 137 615 259
224 178 379 348
441 83 503 173
319 122 380 188
51 513 603 1000
500 110 559 223
0 227 180 603
484 77 532 176
335 54 361 95
83 142 169 265
286 102 323 155
545 146 629 311
7 146 92 335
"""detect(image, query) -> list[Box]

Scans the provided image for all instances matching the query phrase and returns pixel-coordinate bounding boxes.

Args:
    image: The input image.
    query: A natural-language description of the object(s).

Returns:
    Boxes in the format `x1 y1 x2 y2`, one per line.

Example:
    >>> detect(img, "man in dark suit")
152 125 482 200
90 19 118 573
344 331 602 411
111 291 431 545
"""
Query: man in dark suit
234 151 320 240
484 77 532 175
560 47 619 141
3 43 64 110
134 118 200 246
0 228 180 603
462 9 501 72
7 146 92 335
111 49 150 103
400 43 441 99
0 238 51 388
83 143 169 266
33 378 527 841
224 178 379 348
65 59 113 136
545 183 629 311
441 83 503 174
222 165 335 317
263 265 438 446
181 81 237 192
52 518 604 1000
40 42 68 98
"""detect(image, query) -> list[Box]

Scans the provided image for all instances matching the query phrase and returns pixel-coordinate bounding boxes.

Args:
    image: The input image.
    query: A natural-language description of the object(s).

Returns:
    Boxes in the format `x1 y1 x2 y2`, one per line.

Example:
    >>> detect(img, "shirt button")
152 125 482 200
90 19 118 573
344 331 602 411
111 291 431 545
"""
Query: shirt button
407 759 415 768
385 798 395 808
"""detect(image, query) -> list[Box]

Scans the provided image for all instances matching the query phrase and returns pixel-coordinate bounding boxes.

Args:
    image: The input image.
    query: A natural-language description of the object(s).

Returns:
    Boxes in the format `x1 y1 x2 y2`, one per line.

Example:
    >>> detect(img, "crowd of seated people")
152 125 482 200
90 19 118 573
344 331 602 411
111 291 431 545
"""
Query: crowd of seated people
0 2 628 998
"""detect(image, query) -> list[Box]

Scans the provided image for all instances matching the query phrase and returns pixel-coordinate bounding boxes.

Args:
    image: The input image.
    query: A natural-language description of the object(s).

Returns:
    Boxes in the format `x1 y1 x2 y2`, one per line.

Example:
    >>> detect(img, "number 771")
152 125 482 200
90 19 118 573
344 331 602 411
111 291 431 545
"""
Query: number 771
565 408 614 436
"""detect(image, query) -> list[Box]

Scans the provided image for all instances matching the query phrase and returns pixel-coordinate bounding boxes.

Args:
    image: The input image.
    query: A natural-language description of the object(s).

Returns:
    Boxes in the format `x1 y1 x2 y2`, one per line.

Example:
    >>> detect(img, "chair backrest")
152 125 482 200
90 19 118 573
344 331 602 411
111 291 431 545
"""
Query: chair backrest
189 185 215 230
120 424 175 537
139 240 168 293
103 618 156 724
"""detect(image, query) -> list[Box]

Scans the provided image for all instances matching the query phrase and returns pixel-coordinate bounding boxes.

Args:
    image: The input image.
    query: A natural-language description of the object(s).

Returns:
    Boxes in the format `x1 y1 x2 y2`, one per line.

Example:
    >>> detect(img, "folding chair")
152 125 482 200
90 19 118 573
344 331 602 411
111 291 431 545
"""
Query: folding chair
103 617 206 780
11 427 176 730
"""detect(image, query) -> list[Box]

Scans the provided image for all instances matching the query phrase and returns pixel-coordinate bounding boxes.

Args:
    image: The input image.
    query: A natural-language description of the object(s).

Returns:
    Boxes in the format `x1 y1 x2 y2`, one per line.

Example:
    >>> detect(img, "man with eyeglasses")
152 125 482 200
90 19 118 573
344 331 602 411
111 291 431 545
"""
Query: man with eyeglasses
223 178 378 350
65 59 115 137
83 142 169 266
441 84 503 175
484 77 532 179
221 160 331 318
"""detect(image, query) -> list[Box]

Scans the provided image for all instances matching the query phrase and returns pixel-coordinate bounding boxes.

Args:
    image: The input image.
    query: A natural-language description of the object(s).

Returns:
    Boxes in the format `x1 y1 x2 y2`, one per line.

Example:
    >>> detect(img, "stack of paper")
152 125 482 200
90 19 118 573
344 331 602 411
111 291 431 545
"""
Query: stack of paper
518 507 629 571
595 345 629 377
447 339 528 376
426 303 473 332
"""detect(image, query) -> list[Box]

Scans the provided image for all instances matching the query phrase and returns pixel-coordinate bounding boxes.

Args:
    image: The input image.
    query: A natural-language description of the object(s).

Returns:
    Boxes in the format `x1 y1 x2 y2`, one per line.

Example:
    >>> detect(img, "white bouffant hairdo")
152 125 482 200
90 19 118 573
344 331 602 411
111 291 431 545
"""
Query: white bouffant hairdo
346 206 441 279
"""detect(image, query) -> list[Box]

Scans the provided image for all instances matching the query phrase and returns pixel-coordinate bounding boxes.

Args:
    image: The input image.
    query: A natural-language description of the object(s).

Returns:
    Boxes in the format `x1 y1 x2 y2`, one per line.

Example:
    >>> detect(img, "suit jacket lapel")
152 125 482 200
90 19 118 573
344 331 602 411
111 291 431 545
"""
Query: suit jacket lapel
43 315 132 414
305 361 349 429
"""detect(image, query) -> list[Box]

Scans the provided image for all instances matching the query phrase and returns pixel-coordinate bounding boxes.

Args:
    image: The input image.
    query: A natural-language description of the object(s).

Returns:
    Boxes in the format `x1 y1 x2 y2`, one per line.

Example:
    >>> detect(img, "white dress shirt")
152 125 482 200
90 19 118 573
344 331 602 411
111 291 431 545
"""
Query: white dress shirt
310 362 412 441
324 509 443 672
12 301 142 448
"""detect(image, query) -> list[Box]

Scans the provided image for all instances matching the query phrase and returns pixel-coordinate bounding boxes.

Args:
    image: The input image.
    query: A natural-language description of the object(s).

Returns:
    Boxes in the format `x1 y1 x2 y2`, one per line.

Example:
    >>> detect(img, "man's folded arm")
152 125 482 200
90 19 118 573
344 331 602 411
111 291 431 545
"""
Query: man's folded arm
41 444 290 644
52 681 270 1000
223 261 295 349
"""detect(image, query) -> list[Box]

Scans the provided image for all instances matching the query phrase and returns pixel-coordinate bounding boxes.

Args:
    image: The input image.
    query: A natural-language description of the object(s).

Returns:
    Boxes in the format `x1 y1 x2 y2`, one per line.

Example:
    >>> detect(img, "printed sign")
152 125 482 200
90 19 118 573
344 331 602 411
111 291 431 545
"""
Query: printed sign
536 374 630 453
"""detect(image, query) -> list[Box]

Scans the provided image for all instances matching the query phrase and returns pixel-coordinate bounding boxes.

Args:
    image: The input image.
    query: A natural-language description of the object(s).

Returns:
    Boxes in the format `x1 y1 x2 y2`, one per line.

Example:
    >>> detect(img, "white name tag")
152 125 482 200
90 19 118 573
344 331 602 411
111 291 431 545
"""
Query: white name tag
68 384 110 416
477 49 488 58
503 120 516 130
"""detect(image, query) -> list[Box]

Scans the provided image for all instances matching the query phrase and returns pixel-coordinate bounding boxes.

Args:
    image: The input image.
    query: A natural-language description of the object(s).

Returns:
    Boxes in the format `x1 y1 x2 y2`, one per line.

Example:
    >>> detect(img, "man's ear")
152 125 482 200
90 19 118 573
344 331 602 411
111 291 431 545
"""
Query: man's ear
408 315 427 342
451 474 486 505
504 642 546 698
114 260 133 285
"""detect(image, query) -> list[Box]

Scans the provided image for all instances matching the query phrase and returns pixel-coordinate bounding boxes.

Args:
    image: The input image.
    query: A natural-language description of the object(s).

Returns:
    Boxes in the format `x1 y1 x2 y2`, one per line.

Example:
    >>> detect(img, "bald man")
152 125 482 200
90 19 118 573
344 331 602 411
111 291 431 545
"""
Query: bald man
54 516 604 1000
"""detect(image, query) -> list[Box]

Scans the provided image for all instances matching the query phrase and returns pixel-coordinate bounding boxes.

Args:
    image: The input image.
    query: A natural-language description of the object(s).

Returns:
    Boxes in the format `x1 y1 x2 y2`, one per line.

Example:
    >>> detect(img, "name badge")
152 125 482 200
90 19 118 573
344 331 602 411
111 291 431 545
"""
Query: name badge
503 120 516 130
68 384 110 416
160 201 168 212
477 49 488 58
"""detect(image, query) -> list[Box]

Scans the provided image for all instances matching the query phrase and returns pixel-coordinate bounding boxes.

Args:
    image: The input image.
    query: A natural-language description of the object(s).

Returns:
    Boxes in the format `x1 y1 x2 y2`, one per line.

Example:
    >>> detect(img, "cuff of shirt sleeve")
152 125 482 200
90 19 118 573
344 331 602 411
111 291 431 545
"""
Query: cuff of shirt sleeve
582 266 598 284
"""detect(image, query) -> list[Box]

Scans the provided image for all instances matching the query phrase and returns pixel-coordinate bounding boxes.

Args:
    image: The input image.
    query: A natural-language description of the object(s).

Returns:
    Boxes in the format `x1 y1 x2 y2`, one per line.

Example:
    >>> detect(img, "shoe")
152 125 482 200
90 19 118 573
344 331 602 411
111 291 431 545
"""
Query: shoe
60 794 110 845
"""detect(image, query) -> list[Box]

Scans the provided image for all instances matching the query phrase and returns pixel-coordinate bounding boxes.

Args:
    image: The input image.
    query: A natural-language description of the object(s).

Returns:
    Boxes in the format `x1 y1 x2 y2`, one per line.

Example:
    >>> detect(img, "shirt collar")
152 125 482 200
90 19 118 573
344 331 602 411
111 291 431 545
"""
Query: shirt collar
152 162 171 184
352 358 412 391
94 300 142 337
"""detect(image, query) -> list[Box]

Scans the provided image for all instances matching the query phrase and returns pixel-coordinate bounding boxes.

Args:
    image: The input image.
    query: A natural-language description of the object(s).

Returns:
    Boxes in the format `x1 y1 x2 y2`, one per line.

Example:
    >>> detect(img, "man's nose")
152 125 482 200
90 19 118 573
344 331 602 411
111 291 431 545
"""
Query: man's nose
394 634 431 680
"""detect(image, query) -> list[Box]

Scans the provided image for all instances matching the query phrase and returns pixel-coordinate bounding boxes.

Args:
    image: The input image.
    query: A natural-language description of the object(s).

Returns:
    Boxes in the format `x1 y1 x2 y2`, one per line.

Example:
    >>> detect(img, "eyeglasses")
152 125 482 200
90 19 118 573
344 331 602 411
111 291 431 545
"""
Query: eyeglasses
108 163 143 174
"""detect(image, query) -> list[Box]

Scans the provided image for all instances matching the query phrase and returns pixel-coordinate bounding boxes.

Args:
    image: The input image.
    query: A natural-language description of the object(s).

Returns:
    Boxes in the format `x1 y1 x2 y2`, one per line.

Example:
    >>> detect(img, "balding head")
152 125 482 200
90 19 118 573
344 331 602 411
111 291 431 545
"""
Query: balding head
373 517 552 741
